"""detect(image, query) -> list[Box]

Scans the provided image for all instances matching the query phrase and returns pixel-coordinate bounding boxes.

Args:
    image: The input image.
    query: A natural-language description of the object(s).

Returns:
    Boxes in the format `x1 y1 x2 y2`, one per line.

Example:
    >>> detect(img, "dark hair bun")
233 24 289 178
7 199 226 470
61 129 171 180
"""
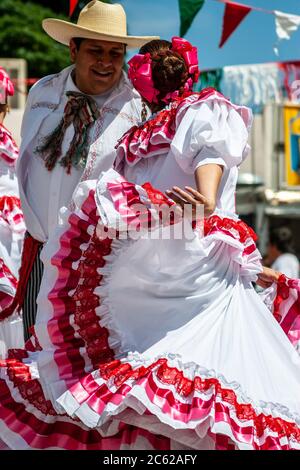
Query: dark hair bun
139 40 189 105
151 51 188 102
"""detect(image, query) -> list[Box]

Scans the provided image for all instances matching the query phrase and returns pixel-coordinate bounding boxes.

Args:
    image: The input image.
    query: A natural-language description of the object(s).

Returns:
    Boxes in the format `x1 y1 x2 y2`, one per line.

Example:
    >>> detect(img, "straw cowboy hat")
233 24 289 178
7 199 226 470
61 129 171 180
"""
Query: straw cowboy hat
42 0 159 49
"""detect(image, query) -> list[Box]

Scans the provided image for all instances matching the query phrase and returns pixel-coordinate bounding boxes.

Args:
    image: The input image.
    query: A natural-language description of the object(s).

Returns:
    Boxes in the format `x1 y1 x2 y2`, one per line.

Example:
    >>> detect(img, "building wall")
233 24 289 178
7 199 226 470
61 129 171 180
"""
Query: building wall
5 109 23 146
240 104 284 190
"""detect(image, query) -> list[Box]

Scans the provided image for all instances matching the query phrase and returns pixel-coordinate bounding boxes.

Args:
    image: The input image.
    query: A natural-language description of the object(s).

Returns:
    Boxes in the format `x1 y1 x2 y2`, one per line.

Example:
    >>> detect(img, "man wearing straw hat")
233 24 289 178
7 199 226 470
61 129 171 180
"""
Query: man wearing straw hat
3 1 158 340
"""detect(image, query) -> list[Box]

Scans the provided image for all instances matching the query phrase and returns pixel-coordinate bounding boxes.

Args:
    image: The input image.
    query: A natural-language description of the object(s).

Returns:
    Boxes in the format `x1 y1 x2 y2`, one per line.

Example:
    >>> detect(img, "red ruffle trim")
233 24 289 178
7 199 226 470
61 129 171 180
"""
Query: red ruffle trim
73 232 114 366
0 195 24 228
0 125 18 165
0 370 170 449
0 196 20 212
97 357 300 445
272 275 300 351
273 275 291 322
1 349 56 416
44 190 115 384
272 275 300 321
0 258 17 318
115 88 220 168
204 215 258 243
141 182 174 207
0 234 42 321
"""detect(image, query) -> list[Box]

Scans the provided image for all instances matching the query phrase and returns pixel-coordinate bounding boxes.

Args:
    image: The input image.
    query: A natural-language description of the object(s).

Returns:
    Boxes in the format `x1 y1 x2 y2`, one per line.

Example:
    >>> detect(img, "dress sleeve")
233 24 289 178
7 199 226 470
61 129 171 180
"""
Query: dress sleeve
171 98 252 174
0 127 18 165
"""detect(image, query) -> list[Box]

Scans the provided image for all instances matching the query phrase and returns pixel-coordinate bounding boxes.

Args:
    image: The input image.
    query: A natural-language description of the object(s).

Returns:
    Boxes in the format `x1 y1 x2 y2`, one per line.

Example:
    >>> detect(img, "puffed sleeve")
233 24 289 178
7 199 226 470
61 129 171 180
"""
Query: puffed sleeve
0 126 18 165
171 98 252 174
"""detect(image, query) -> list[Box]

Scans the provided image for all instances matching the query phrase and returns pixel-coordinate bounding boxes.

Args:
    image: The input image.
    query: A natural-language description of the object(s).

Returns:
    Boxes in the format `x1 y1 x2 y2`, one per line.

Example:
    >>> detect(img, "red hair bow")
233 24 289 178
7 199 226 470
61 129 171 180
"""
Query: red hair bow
128 53 159 104
171 37 200 83
0 67 14 104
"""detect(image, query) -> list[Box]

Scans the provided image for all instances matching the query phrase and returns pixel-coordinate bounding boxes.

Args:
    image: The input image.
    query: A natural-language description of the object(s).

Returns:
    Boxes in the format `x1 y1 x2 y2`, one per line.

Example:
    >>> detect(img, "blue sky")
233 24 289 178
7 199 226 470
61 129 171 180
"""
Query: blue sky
118 0 300 70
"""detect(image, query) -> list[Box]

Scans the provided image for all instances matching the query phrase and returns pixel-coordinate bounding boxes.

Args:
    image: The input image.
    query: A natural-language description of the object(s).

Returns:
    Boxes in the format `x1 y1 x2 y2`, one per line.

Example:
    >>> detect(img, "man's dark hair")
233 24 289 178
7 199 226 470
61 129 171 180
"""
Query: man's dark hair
269 226 295 254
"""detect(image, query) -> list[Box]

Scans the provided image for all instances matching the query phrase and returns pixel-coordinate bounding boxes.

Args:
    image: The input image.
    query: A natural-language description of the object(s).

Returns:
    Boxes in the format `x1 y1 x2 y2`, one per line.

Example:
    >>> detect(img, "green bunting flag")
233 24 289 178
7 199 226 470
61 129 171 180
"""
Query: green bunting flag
179 0 205 36
197 69 223 92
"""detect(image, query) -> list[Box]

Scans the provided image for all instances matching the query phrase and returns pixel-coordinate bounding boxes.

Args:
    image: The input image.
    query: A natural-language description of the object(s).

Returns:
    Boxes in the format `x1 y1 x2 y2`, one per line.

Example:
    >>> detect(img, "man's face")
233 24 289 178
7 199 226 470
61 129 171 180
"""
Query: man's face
70 38 125 95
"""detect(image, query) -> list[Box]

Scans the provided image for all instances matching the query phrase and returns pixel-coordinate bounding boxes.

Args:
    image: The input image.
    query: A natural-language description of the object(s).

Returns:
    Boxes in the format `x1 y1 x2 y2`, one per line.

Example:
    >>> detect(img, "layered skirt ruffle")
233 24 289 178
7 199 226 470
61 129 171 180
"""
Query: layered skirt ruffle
0 195 25 351
0 195 25 312
0 174 299 449
260 275 300 355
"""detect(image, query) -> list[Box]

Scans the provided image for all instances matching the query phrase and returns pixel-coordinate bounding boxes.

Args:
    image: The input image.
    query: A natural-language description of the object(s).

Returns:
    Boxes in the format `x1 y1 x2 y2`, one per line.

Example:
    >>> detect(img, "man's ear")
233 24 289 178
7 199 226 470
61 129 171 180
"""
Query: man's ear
69 39 77 63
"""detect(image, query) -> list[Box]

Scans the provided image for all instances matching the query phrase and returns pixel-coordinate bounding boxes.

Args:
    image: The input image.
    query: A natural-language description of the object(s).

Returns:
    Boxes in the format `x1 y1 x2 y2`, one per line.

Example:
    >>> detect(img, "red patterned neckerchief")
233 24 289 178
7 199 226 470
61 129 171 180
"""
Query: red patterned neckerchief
35 91 100 174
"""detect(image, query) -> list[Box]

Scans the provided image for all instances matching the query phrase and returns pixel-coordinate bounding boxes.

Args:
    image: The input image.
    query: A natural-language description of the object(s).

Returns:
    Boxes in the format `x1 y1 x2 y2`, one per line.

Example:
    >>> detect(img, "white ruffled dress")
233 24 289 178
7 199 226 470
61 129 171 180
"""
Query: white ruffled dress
0 90 299 450
0 124 25 353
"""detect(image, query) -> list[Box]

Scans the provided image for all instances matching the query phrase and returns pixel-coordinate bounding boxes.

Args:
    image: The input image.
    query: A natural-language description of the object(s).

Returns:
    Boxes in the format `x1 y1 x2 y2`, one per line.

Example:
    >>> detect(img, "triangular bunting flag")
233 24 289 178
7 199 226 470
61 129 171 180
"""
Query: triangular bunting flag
275 10 300 40
179 0 205 37
69 0 79 17
219 1 252 48
274 10 300 55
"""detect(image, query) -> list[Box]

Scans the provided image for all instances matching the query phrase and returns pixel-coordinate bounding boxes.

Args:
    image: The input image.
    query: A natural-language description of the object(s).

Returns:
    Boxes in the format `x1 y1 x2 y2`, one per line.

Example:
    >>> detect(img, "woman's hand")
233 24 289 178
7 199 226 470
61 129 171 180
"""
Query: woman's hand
165 186 216 219
165 164 223 219
256 266 281 289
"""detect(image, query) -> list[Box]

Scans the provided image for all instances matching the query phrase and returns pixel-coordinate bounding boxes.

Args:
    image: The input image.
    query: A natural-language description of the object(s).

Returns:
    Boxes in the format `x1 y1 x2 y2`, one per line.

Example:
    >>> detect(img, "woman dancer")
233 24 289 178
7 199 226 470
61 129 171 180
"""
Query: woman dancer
56 38 300 450
0 67 25 353
0 38 299 450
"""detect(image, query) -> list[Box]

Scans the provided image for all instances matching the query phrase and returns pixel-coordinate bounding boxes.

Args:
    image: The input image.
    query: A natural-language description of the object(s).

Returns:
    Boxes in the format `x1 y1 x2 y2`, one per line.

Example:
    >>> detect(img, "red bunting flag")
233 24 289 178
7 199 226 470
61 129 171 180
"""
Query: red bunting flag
219 1 252 48
69 0 79 17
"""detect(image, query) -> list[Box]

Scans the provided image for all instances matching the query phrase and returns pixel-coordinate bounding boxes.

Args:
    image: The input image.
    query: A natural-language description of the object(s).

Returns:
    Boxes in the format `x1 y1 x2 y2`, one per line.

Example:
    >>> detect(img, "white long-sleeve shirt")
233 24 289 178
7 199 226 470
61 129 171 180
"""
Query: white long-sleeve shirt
17 66 143 242
25 73 113 240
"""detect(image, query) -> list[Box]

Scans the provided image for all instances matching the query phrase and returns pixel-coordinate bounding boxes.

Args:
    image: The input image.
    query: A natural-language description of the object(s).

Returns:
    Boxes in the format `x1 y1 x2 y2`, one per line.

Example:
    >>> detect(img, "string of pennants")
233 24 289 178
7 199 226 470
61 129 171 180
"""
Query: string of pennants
180 0 300 54
197 60 300 111
68 1 300 55
69 0 79 16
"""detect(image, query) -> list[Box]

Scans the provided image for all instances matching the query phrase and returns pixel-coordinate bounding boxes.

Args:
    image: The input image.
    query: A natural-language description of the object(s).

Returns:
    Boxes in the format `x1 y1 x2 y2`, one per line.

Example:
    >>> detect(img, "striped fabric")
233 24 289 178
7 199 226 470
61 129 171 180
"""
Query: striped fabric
22 244 44 341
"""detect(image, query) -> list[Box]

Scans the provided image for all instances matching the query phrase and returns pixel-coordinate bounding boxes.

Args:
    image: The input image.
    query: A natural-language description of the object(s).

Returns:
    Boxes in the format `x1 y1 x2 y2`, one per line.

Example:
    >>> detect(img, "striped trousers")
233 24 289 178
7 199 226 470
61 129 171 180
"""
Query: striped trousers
22 244 44 342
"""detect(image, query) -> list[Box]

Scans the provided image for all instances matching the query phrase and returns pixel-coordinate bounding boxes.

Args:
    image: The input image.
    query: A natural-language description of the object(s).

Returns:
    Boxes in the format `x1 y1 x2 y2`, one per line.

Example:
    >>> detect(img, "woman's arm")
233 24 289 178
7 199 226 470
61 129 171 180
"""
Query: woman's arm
194 163 223 216
166 163 223 218
256 266 282 288
166 168 283 287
